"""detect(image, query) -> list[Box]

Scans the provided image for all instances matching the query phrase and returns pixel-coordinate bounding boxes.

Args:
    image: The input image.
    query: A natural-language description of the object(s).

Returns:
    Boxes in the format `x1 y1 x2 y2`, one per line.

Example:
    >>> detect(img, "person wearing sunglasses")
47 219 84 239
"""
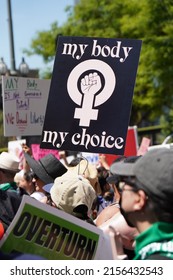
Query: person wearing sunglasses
110 148 173 260
23 150 67 201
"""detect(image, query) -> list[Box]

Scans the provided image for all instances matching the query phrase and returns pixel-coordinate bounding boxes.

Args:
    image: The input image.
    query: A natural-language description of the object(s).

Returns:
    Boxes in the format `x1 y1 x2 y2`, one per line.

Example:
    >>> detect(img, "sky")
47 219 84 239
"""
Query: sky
0 0 75 73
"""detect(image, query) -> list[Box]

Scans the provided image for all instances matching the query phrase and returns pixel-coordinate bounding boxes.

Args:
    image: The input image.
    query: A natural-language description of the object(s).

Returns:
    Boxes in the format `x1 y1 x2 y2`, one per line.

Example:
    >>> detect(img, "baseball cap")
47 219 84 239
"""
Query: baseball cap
110 148 173 204
107 156 141 184
50 171 96 216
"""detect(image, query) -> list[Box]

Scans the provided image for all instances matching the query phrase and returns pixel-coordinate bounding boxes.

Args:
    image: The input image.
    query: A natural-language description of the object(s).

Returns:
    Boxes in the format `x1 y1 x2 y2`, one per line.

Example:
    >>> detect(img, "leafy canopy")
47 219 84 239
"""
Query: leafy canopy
25 0 173 132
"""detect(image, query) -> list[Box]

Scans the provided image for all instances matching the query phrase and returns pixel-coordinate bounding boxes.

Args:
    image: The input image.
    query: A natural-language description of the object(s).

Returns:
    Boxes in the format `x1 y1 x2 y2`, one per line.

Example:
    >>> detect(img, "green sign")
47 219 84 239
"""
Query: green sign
0 196 115 260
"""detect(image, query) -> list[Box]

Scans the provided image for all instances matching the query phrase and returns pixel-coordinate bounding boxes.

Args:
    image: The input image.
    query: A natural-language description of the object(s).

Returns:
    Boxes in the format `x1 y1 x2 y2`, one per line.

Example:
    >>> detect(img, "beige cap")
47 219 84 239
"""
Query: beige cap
50 170 96 215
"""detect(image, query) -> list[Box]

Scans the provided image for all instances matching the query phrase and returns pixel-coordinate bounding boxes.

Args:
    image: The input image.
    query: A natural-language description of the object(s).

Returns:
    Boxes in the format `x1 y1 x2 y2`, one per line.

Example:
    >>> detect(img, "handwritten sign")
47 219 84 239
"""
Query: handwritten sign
41 36 142 155
2 76 50 136
0 196 117 260
8 139 26 169
31 144 60 160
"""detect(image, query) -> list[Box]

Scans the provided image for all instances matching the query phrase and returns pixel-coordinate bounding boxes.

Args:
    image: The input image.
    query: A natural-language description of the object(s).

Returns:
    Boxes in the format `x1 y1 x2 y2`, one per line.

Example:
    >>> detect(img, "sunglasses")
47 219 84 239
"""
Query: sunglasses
118 181 138 194
118 181 149 202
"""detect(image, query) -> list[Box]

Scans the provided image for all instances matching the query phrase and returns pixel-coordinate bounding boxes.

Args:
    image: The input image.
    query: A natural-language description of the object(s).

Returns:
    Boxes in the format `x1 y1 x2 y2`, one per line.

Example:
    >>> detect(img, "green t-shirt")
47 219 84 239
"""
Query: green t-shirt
134 222 173 260
0 182 17 191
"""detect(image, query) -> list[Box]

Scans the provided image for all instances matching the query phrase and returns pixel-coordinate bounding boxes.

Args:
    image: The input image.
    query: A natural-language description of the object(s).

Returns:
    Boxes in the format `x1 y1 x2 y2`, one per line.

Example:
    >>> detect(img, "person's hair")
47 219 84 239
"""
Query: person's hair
144 194 173 222
73 205 96 226
45 193 54 206
97 166 109 193
68 157 83 167
103 190 114 201
23 171 34 182
97 166 109 177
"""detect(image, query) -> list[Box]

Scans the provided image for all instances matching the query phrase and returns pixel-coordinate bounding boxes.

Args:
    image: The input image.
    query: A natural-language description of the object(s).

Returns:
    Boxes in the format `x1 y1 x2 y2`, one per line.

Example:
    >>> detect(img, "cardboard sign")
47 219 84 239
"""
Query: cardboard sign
8 139 26 169
41 36 142 155
2 76 50 136
80 152 100 166
8 139 26 158
0 196 117 260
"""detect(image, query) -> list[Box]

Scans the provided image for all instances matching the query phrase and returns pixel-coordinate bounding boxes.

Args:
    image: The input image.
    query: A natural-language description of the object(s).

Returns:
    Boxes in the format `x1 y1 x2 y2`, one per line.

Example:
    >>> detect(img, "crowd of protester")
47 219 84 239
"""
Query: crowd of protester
0 144 173 260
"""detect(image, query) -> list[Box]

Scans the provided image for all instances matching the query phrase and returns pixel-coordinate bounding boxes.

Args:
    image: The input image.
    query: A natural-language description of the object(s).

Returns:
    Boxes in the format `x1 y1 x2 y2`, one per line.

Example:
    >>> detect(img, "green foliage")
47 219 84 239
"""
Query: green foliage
25 0 173 128
160 109 173 137
23 22 62 63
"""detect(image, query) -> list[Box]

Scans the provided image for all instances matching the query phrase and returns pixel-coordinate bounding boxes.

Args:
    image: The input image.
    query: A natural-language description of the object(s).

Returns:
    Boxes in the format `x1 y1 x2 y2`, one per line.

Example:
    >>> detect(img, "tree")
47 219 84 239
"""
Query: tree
25 0 173 131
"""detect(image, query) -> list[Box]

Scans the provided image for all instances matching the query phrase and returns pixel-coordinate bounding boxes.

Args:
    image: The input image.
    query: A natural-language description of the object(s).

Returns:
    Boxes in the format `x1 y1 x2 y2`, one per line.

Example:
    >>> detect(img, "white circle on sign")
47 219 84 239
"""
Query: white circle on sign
67 59 116 106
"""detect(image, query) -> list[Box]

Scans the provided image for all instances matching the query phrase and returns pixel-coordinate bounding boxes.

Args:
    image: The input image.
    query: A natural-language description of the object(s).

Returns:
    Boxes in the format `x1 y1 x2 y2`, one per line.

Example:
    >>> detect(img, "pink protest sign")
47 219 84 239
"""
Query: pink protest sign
137 137 151 156
31 144 60 160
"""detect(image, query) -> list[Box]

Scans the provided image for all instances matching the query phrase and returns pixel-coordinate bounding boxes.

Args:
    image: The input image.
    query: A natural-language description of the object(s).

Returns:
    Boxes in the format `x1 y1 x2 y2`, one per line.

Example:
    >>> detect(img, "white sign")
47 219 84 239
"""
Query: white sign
2 76 50 136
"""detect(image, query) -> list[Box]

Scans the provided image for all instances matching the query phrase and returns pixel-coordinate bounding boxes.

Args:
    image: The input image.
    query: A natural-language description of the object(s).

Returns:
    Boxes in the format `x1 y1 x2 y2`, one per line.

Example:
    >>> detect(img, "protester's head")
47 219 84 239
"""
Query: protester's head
94 166 114 209
97 166 110 194
110 148 173 229
14 169 24 186
0 152 20 183
50 170 96 220
16 170 35 195
24 153 67 191
106 156 140 204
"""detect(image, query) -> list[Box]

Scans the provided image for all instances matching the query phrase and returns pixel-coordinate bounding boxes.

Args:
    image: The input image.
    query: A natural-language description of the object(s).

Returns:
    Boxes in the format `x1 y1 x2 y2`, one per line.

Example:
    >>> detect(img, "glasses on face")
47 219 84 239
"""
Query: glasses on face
118 181 149 203
118 182 138 194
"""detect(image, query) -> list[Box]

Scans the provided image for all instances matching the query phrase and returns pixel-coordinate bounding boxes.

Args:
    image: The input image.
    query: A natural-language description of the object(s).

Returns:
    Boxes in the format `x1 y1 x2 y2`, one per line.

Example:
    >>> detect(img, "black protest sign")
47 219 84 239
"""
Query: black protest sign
41 36 142 155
